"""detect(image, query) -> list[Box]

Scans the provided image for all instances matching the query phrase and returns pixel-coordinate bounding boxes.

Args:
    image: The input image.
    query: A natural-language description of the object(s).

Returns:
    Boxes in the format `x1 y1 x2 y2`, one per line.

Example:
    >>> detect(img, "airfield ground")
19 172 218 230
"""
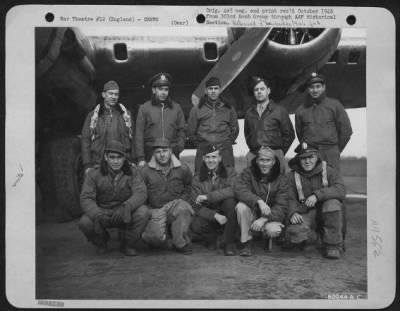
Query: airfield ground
35 157 367 301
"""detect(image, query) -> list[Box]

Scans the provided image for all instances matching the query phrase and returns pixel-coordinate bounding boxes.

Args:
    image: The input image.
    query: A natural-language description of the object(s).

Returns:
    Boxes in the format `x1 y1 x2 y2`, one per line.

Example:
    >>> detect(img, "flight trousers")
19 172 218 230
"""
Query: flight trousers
285 199 343 250
142 199 194 249
79 205 151 248
190 198 238 245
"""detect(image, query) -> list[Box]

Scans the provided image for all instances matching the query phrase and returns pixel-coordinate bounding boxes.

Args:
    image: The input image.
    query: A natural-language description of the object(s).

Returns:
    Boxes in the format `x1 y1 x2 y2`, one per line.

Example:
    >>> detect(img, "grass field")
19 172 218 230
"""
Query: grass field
180 155 367 195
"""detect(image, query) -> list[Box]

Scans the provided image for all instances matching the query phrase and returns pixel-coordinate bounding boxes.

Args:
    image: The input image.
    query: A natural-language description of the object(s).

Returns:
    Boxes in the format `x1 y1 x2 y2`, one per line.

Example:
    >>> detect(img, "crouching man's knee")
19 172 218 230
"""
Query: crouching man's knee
285 223 316 244
78 214 94 234
170 199 194 217
235 202 250 215
132 205 152 222
321 199 342 214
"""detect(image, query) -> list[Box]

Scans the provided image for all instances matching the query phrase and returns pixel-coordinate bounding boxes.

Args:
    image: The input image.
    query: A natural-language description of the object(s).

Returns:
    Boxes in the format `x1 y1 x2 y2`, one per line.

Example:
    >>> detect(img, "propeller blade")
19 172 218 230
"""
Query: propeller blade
191 28 272 105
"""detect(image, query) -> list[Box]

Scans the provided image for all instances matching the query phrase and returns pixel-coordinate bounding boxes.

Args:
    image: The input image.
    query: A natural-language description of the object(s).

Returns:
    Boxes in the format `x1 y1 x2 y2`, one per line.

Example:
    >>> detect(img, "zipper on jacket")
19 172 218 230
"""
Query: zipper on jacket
161 103 165 138
213 102 216 130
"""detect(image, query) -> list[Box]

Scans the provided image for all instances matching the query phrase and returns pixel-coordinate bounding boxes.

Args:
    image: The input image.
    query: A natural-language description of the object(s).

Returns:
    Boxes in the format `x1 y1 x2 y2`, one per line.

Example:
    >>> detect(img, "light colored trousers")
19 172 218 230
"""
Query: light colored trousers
235 202 283 243
141 199 194 248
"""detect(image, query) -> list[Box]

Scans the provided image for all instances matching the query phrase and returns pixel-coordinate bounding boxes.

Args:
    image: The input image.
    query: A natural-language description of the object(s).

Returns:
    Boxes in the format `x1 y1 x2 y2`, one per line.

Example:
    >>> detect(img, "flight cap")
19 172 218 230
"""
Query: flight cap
149 72 172 87
103 80 119 92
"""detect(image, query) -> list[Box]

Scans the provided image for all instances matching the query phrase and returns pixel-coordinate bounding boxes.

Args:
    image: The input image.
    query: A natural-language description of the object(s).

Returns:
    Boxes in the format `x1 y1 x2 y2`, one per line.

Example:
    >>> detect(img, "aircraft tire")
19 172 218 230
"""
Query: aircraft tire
39 136 84 221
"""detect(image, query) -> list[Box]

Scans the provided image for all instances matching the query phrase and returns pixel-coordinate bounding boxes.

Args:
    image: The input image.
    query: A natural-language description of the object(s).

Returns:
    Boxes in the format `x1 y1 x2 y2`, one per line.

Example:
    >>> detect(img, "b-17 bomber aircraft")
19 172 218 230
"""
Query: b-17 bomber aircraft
35 26 365 220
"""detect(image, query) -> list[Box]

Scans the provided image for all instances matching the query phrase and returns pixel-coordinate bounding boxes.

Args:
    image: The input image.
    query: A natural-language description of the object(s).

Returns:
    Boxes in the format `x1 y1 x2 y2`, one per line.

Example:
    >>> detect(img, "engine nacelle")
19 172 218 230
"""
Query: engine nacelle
260 28 342 80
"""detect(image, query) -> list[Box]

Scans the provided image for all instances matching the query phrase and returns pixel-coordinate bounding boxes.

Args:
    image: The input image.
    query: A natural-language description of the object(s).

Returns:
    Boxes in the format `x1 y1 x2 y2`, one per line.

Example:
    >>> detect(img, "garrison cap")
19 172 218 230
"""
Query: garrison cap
205 76 221 88
306 72 325 87
249 76 270 90
257 146 275 158
103 80 119 92
294 142 319 158
104 140 126 157
201 143 219 156
152 137 171 149
149 72 172 87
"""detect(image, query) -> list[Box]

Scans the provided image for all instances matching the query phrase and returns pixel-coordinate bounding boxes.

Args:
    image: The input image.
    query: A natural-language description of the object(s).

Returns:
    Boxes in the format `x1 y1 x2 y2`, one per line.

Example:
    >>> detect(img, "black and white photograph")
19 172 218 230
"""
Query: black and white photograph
4 4 396 309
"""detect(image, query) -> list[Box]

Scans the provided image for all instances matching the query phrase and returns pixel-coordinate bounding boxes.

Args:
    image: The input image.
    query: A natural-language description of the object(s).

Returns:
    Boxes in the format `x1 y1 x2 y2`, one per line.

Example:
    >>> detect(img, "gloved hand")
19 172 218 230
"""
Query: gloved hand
111 206 124 226
121 203 132 224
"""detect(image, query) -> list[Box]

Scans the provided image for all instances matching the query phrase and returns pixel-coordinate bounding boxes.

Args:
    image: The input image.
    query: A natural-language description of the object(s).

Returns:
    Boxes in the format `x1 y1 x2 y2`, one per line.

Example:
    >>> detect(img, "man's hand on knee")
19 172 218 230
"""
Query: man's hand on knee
251 217 268 232
111 206 124 225
257 200 271 217
290 212 303 224
305 195 318 208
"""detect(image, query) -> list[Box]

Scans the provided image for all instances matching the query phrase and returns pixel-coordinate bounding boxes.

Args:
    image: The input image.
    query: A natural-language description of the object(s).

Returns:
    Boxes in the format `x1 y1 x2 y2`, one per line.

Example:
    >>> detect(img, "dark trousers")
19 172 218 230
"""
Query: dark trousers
318 144 341 173
190 198 238 244
79 205 151 248
285 199 343 250
194 141 234 173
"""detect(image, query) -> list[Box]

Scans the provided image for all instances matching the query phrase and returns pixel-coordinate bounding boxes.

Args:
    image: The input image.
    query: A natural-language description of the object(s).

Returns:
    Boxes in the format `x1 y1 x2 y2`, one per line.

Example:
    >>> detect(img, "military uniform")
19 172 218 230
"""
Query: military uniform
187 77 239 172
135 73 186 162
79 141 150 255
140 138 193 254
244 76 295 174
295 73 353 172
234 147 288 255
81 81 134 168
285 143 346 259
189 144 238 254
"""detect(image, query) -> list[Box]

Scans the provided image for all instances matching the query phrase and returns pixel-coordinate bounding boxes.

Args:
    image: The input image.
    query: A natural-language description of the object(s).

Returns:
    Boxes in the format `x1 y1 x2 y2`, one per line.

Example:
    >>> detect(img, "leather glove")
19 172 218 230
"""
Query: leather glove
111 206 124 226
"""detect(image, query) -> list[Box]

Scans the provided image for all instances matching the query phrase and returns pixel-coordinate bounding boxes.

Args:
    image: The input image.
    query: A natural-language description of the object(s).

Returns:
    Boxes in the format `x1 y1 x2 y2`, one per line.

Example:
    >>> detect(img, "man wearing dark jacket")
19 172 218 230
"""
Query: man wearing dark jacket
187 76 239 172
190 144 238 256
79 140 150 256
81 80 134 171
235 146 288 256
140 138 194 255
135 73 186 166
244 76 295 173
295 72 353 172
285 142 346 259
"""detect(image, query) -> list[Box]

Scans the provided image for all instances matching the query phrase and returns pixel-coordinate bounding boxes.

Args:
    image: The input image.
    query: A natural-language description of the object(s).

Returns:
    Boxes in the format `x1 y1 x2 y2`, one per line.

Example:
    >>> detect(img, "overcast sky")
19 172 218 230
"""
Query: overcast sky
182 107 366 159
